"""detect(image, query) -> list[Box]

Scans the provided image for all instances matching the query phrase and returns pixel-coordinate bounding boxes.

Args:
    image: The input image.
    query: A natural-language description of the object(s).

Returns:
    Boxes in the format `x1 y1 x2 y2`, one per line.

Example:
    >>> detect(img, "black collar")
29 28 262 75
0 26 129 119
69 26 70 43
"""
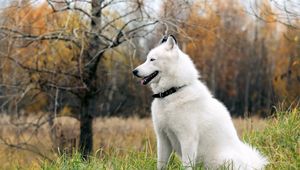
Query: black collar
152 85 186 98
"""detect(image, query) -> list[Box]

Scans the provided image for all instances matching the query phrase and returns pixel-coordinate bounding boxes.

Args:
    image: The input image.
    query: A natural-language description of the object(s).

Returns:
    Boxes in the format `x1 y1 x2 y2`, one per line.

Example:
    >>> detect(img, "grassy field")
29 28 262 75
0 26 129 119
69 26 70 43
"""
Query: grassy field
0 108 299 169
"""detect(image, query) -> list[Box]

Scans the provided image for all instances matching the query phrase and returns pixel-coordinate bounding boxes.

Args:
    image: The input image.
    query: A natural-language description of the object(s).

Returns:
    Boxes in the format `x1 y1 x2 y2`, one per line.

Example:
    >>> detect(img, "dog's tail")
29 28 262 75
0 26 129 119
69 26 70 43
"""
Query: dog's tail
240 143 269 170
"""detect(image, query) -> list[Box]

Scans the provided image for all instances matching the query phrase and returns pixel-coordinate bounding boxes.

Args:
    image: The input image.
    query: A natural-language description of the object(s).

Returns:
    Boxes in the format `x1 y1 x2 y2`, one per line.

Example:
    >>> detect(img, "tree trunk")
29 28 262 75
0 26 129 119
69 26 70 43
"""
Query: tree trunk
78 0 104 158
79 97 93 159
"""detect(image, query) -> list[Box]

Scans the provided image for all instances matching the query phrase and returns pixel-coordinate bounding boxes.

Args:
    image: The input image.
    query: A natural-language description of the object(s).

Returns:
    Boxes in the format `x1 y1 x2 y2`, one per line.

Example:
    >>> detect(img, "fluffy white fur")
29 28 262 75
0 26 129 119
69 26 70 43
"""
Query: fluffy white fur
133 36 268 170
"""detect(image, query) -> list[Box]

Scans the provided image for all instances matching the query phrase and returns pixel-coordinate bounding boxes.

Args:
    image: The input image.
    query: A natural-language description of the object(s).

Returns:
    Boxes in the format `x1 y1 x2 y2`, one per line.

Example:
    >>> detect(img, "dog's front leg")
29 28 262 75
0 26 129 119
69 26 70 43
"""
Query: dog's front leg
157 132 172 170
180 139 198 170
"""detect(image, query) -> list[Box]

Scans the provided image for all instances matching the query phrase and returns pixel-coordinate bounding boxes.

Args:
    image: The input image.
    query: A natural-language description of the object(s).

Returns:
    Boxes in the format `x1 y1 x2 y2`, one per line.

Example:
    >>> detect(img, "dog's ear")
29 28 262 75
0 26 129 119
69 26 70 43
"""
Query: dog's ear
165 35 177 50
169 34 177 44
159 35 168 44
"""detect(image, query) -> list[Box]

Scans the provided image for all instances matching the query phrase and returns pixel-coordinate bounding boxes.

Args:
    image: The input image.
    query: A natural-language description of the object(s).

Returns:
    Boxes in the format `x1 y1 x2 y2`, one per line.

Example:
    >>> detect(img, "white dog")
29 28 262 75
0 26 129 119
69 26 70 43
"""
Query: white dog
132 35 268 170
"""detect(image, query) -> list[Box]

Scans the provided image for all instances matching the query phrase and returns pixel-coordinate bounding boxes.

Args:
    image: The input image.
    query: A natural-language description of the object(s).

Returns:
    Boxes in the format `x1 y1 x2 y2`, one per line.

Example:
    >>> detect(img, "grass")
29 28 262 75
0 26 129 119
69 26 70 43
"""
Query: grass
1 109 299 169
243 108 300 169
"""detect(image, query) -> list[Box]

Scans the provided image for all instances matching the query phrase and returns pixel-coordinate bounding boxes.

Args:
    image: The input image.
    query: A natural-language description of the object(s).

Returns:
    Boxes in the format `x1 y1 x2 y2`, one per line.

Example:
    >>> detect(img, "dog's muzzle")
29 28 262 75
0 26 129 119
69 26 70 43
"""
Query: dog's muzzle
132 70 159 85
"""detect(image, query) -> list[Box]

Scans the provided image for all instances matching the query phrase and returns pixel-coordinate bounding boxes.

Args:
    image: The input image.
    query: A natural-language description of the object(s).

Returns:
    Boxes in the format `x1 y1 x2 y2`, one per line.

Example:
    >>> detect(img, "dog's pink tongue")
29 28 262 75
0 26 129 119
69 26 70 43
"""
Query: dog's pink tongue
141 79 146 85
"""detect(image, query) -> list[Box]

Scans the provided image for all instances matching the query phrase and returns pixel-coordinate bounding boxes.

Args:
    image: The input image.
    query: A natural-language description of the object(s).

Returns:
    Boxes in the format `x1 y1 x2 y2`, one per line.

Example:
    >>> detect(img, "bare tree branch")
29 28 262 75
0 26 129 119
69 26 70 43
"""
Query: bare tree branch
0 27 82 47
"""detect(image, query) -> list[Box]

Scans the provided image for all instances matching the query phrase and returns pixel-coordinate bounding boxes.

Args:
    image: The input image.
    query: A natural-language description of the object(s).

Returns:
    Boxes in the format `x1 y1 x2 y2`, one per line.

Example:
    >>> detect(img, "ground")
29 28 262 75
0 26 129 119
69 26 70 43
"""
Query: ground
0 109 298 169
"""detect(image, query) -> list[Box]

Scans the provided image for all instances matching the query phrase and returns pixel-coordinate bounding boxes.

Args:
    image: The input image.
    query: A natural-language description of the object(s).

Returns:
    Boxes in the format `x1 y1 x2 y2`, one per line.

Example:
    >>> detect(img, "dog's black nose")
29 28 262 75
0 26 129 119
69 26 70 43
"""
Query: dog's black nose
132 69 139 76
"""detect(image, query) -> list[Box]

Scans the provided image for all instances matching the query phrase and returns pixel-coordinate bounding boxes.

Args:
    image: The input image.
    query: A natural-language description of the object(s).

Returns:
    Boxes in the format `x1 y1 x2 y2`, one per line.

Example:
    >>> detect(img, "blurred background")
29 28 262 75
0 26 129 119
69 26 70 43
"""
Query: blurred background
0 0 299 168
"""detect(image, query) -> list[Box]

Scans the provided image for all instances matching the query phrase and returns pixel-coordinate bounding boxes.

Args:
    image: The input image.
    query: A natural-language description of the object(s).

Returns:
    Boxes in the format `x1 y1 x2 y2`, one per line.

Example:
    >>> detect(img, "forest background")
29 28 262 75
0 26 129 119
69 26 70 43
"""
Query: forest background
0 0 299 168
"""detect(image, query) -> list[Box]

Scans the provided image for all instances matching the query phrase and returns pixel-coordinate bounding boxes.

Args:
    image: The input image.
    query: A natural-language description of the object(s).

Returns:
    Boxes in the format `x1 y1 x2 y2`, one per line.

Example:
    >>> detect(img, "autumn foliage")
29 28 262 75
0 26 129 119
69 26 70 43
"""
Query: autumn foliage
0 0 299 118
161 0 300 116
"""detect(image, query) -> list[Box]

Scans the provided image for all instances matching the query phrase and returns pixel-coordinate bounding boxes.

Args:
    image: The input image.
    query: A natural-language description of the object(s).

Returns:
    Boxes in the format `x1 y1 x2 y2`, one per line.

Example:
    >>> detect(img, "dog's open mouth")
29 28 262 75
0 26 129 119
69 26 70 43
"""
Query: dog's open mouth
141 71 159 85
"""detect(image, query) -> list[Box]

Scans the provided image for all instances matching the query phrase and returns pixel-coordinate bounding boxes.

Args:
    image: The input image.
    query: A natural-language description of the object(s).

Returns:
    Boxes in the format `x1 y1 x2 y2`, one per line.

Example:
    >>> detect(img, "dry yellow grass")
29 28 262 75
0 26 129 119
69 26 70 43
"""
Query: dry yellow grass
0 115 266 169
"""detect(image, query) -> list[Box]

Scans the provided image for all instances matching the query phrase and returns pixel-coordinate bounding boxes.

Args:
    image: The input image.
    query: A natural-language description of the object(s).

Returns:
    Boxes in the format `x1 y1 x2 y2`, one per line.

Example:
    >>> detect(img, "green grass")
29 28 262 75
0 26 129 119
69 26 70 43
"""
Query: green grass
243 108 300 170
38 109 300 170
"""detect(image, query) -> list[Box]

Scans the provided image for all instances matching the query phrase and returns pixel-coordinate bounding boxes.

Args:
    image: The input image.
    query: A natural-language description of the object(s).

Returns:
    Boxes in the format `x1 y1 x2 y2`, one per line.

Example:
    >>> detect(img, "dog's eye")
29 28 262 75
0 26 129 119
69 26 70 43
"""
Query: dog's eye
150 58 156 61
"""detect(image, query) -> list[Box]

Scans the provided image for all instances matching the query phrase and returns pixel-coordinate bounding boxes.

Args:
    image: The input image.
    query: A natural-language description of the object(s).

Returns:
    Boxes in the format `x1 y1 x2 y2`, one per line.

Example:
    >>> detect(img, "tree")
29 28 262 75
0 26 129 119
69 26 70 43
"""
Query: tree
273 27 300 104
0 0 158 158
251 0 300 108
251 0 300 29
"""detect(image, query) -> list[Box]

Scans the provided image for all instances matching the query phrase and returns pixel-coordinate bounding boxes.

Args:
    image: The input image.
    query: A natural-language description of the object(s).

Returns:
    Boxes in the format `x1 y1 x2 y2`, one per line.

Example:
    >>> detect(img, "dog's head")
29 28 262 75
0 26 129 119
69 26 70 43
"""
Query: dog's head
132 35 179 85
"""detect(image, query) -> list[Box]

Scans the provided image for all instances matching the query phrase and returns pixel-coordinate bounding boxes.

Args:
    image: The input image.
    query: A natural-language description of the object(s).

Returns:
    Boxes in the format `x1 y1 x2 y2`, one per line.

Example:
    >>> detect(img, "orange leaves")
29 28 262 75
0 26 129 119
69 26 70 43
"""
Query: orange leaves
273 28 300 101
177 0 288 114
3 3 52 34
3 1 83 75
0 1 86 113
180 0 300 114
183 2 220 59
